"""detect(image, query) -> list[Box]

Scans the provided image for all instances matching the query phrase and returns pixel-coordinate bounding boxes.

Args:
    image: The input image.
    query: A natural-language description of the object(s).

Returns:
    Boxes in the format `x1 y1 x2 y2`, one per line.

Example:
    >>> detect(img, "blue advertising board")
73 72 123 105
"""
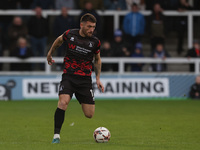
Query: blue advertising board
0 74 195 100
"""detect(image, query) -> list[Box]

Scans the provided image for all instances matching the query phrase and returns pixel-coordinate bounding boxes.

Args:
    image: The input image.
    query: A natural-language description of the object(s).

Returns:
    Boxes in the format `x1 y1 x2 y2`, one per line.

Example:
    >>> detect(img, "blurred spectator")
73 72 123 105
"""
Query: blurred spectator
150 43 170 72
123 3 145 48
78 2 101 36
79 0 103 10
159 0 172 10
55 0 76 10
17 0 33 9
0 25 2 50
31 0 54 9
28 7 49 56
177 0 193 11
145 0 156 10
53 7 75 37
100 41 113 71
111 29 131 71
111 29 131 57
101 41 113 57
186 40 200 72
0 25 2 70
131 42 144 72
104 0 127 10
145 0 171 10
169 0 179 10
126 0 145 10
176 0 193 55
103 0 126 40
189 75 200 99
7 16 28 51
147 3 166 51
102 0 127 41
10 37 33 71
53 7 75 56
194 0 200 10
0 0 19 50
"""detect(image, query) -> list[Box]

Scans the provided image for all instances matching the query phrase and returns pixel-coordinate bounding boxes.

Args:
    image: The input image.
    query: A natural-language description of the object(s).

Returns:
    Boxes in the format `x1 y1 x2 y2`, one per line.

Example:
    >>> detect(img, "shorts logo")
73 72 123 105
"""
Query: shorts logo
59 85 64 91
89 42 93 47
90 89 95 101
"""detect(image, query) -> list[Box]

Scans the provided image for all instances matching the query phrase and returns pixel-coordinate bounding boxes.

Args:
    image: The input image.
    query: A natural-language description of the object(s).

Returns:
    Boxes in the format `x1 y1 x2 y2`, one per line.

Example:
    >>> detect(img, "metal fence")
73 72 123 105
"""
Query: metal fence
0 57 199 75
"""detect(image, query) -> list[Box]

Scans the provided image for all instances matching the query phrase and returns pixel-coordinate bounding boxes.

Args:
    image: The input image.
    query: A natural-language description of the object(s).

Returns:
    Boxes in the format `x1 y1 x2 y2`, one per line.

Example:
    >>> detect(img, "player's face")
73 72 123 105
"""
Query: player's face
81 21 96 37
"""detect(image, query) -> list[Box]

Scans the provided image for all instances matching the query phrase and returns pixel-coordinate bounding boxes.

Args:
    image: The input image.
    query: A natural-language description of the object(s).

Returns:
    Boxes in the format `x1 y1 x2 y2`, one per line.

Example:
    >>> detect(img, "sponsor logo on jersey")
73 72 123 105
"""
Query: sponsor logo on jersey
68 43 76 49
76 46 91 54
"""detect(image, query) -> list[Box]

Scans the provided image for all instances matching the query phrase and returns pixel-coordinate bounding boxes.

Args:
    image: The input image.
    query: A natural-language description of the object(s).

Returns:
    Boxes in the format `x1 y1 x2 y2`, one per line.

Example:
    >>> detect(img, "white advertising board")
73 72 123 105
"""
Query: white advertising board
23 78 169 98
93 78 169 98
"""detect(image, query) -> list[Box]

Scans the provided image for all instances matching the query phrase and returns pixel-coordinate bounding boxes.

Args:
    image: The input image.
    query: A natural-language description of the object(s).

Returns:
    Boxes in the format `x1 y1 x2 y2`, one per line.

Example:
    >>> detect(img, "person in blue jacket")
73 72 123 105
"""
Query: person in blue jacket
123 3 145 48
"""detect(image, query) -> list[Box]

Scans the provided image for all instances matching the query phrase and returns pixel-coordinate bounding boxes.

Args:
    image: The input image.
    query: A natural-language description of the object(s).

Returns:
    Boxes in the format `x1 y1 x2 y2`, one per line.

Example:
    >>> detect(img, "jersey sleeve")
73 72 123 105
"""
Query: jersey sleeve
62 30 70 41
94 40 101 54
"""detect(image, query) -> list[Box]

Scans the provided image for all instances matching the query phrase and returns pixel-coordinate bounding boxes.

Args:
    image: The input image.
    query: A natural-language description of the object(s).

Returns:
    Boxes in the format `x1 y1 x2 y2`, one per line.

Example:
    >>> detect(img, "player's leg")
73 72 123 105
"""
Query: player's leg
52 94 71 143
52 74 74 143
75 86 95 118
81 104 95 118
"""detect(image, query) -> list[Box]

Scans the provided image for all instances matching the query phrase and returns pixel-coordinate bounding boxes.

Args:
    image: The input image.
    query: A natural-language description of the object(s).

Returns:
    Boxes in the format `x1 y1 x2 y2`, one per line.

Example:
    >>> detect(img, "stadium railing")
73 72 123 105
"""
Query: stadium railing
0 57 199 75
0 9 199 48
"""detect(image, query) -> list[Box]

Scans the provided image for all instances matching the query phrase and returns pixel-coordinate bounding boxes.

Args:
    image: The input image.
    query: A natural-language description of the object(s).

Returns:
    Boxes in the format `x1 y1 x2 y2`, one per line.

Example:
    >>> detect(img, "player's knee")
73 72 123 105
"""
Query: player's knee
58 99 69 110
85 113 93 118
59 100 67 106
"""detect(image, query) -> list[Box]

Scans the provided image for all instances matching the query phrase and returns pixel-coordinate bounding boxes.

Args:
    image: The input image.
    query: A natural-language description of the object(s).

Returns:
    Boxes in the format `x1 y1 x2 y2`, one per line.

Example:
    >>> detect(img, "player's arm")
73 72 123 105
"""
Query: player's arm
94 53 104 92
47 35 64 65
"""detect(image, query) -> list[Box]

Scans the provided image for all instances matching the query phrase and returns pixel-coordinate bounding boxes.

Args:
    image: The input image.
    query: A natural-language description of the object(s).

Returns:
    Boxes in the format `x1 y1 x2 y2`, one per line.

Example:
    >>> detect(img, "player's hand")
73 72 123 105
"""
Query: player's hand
96 79 104 93
47 55 55 65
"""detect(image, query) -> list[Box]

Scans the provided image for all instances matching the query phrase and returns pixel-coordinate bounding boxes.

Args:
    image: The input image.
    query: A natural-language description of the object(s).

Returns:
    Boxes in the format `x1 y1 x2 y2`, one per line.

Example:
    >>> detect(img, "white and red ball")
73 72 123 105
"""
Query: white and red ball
93 127 111 143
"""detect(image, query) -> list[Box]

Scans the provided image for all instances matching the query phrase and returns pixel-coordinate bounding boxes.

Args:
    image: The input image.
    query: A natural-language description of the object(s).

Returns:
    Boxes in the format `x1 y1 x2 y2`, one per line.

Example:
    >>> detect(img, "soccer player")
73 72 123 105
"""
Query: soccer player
47 13 104 144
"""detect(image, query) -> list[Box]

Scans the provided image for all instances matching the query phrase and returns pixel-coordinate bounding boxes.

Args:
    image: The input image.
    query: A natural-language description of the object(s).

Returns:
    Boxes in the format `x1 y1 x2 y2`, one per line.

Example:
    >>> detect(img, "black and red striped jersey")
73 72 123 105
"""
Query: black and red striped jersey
62 29 101 76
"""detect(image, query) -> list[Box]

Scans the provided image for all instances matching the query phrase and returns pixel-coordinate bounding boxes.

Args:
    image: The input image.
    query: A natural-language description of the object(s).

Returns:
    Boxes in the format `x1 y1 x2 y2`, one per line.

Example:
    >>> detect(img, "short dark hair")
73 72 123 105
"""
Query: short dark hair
80 13 96 23
132 3 138 7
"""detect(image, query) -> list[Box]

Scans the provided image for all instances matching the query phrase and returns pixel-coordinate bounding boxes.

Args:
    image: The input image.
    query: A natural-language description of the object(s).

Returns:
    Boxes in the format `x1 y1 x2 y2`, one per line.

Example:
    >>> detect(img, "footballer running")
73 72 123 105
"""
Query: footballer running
47 13 104 144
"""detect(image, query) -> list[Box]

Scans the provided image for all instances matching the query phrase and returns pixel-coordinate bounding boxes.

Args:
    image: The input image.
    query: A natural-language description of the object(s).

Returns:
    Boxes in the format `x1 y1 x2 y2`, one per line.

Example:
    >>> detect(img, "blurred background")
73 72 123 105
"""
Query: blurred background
1 0 200 100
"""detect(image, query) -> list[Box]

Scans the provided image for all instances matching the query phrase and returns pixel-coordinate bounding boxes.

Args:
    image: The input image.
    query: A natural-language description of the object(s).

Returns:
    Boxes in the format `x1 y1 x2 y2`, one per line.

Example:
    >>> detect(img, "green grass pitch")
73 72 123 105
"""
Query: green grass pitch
0 100 200 150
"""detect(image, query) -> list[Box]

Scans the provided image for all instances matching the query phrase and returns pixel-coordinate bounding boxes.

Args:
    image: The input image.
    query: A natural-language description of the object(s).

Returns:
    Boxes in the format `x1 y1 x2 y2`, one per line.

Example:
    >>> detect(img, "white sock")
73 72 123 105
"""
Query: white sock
53 134 60 139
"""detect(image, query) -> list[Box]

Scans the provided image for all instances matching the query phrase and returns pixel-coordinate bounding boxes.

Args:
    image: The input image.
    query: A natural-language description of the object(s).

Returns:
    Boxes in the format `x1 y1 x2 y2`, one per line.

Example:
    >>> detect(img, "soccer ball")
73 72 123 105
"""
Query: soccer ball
93 127 111 143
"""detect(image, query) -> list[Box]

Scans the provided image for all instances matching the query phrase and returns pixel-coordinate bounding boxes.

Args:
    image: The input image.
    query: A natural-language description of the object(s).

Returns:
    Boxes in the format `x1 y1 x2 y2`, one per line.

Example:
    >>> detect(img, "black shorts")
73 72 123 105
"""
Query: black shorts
59 73 95 104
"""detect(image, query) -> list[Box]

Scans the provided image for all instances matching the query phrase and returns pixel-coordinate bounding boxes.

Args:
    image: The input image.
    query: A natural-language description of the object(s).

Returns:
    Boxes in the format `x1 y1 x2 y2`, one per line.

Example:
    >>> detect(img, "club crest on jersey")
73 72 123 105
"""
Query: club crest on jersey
70 37 74 41
89 42 93 47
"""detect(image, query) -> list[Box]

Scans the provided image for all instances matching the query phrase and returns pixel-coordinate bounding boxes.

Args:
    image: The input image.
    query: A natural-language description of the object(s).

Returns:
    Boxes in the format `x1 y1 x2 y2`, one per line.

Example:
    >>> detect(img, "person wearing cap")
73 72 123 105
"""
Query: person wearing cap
111 29 131 71
131 42 144 72
123 3 145 48
111 29 131 57
186 40 200 72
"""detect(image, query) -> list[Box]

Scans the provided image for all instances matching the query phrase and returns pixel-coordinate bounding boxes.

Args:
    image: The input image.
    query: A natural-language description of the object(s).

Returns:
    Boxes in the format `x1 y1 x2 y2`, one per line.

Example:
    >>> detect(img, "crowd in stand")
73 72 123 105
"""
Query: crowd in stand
0 0 200 72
